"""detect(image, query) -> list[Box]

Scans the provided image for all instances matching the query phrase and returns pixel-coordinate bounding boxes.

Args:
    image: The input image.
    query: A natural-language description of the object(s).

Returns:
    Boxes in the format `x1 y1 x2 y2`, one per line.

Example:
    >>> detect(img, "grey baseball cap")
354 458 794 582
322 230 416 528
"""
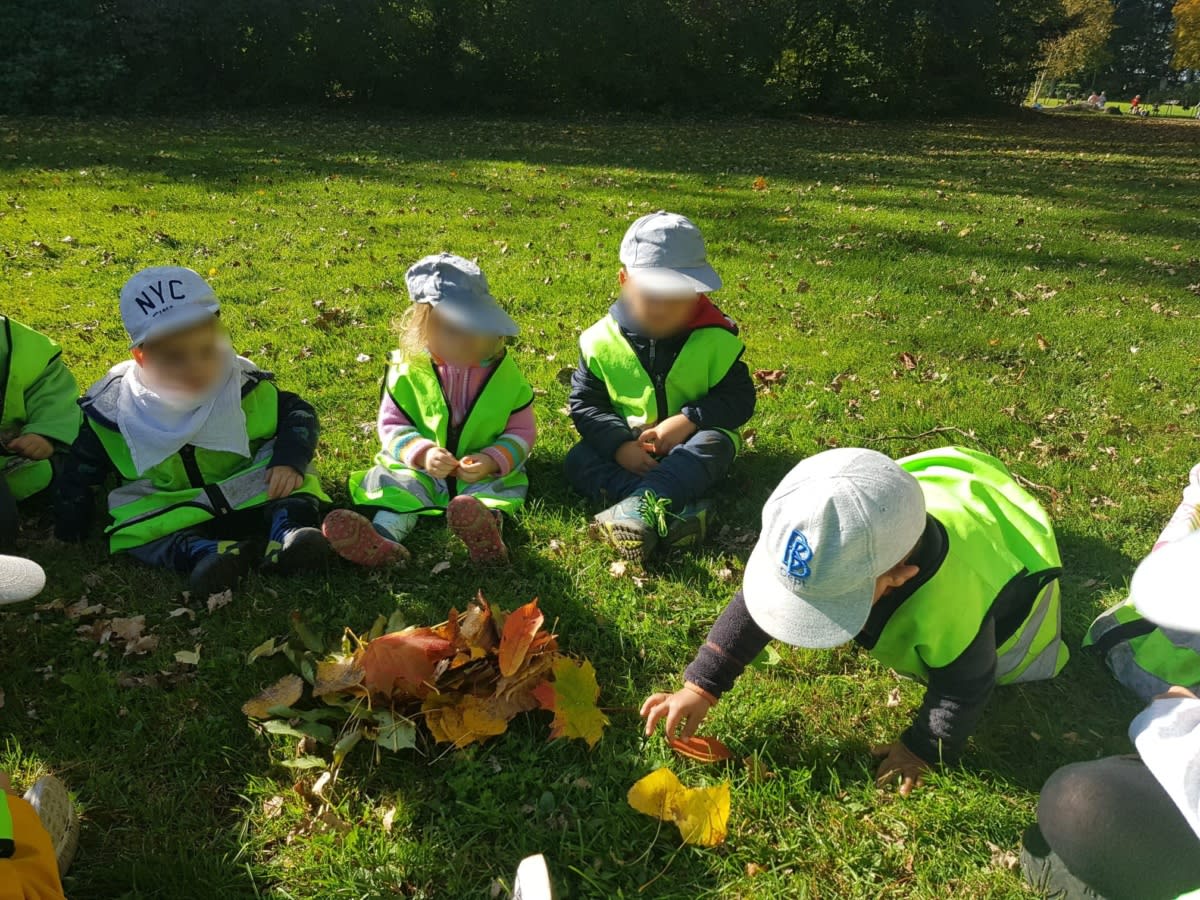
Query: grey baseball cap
1131 531 1200 634
405 253 518 337
120 266 221 347
619 211 722 295
743 448 928 648
0 555 46 605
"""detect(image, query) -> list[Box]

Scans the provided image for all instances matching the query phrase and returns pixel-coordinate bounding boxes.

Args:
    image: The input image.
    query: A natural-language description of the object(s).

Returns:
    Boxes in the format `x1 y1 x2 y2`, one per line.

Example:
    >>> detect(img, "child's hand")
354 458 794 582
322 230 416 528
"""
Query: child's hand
266 466 304 500
1155 685 1199 702
616 440 659 475
871 741 933 797
424 447 460 478
6 433 54 461
457 454 499 484
640 684 714 739
639 414 698 457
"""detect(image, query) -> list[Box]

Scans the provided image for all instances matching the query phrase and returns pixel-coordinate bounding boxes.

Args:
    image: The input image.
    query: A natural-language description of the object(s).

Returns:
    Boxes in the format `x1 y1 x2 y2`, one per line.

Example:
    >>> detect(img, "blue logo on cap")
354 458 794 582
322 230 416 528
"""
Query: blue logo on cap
782 529 813 580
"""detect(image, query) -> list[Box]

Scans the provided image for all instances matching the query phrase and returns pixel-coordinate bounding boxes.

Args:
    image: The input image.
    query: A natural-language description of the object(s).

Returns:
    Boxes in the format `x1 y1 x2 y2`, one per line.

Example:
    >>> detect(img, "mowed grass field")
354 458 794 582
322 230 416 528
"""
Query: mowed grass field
0 111 1198 899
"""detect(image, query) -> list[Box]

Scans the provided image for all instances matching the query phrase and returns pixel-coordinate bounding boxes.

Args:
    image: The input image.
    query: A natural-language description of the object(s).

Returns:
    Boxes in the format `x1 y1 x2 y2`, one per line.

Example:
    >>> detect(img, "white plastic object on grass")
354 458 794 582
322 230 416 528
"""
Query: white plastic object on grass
513 853 554 900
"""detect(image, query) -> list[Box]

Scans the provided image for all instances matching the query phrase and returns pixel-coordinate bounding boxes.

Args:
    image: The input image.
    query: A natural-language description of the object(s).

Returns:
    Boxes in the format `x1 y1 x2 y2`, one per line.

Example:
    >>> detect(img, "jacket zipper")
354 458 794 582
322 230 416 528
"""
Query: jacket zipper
648 338 668 424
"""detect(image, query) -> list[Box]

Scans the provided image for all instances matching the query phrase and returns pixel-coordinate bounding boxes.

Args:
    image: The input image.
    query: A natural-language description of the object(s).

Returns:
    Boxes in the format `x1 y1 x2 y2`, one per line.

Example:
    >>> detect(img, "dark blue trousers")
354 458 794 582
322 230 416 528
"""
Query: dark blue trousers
564 429 736 509
126 496 319 573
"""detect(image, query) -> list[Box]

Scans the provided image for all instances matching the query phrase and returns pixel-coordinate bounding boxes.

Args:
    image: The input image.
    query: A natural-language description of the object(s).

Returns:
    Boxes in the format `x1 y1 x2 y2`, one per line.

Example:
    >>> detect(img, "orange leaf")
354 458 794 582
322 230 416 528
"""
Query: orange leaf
752 176 768 191
668 735 734 764
460 592 498 653
498 598 544 677
360 628 454 699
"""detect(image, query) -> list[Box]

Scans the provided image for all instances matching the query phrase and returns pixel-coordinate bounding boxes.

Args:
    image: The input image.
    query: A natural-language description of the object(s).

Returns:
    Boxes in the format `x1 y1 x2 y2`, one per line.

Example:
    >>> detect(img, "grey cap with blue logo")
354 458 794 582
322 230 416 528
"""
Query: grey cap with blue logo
743 448 928 649
619 211 722 296
120 266 221 348
405 253 519 337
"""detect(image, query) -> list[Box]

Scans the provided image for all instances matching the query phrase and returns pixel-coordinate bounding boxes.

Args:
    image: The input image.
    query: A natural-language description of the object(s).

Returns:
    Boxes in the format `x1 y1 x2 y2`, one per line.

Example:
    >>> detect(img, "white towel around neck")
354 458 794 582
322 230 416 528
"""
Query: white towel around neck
117 349 253 475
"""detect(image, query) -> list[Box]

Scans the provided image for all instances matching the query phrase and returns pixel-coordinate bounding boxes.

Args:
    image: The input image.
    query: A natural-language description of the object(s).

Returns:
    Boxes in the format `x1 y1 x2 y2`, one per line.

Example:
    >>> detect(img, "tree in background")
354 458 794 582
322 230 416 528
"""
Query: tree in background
1175 0 1200 69
1034 0 1115 98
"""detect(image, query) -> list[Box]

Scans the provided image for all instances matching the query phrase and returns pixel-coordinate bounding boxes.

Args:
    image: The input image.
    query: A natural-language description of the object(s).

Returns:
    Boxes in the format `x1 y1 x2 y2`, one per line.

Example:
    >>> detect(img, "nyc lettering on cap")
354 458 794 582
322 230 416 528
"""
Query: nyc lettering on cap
120 266 221 347
741 447 927 648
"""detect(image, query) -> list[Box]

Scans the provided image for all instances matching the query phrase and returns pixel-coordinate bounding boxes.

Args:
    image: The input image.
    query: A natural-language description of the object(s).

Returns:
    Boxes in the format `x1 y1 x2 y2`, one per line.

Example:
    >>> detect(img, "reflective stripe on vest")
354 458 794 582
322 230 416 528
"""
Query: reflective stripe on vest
88 379 327 551
346 351 534 515
870 447 1067 684
1085 596 1200 701
578 315 744 444
0 318 63 500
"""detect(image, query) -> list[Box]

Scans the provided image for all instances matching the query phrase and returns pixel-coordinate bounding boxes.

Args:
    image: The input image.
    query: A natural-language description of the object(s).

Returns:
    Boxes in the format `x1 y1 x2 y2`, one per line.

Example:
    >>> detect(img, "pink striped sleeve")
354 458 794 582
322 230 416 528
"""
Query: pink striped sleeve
377 392 434 469
479 404 537 477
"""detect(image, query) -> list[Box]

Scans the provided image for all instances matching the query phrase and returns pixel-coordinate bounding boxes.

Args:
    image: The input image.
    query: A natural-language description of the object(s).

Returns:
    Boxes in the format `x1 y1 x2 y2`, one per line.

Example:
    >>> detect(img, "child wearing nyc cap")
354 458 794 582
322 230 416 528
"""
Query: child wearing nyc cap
327 253 535 566
642 446 1068 795
55 266 331 599
0 315 80 550
566 211 755 563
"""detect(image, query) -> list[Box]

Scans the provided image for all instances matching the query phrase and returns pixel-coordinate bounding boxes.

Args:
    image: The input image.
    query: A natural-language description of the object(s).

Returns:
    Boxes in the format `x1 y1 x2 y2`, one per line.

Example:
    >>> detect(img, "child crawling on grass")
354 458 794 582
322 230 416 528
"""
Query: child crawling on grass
55 266 330 599
325 253 535 566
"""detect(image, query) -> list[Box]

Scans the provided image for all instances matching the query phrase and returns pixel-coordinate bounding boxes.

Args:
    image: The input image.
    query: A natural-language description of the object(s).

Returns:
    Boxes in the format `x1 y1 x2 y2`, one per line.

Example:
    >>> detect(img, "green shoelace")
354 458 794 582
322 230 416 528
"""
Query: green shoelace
638 491 675 538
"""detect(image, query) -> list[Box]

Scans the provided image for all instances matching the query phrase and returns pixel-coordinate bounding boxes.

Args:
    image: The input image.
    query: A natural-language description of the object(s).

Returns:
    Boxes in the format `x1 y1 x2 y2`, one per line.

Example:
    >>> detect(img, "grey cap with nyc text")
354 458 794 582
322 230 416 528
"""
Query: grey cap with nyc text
120 266 221 347
405 253 519 337
619 210 722 295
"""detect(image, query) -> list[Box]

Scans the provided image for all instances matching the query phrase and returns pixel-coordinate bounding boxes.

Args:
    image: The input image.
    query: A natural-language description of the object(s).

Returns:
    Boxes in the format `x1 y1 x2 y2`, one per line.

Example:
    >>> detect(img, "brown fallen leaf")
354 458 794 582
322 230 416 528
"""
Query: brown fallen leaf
752 176 768 191
886 687 902 707
243 674 305 718
898 351 918 371
746 862 765 877
1036 334 1051 351
609 560 628 578
743 754 776 784
752 368 786 385
206 590 233 613
263 795 285 819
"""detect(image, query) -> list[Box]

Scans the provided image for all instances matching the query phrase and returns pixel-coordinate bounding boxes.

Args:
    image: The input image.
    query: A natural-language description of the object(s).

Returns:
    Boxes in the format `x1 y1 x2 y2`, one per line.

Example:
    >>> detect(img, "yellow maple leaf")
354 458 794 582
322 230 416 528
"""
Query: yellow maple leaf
627 768 730 847
242 674 304 718
532 658 609 748
422 693 511 749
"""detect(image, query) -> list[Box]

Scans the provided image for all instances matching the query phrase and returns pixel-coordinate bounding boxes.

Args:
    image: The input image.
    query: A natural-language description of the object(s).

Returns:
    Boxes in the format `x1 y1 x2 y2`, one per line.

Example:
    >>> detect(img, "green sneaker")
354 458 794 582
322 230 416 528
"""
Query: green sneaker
661 500 716 552
591 491 673 563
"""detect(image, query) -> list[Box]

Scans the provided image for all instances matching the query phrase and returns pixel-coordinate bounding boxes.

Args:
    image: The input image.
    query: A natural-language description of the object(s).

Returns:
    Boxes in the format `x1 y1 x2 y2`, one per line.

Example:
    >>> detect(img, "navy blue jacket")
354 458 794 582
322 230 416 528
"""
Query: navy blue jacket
569 298 756 458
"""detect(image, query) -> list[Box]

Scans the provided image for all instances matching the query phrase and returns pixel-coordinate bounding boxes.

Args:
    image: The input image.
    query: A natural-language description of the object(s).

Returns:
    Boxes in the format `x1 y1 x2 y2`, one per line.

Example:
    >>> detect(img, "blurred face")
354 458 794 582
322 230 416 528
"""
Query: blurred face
618 270 700 339
426 309 500 367
133 320 227 395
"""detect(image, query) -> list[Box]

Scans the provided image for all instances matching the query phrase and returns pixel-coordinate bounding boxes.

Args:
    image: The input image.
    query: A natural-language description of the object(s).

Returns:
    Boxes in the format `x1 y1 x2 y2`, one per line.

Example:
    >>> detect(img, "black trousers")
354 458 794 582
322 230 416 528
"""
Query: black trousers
1022 754 1200 899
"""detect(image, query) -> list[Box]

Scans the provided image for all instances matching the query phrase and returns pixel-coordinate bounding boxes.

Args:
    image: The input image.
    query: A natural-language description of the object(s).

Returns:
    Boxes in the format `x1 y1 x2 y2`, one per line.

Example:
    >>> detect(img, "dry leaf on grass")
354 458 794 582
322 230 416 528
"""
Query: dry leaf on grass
243 674 305 718
627 768 730 847
206 590 233 613
609 560 628 578
532 658 609 748
668 735 734 764
498 599 544 677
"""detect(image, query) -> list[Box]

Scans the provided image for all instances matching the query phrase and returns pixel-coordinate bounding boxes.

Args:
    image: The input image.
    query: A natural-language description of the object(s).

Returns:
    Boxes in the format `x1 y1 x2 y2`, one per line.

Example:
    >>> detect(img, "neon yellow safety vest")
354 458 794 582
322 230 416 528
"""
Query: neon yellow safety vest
578 314 745 448
1085 593 1200 701
869 447 1068 685
347 351 534 515
85 370 327 552
0 317 77 500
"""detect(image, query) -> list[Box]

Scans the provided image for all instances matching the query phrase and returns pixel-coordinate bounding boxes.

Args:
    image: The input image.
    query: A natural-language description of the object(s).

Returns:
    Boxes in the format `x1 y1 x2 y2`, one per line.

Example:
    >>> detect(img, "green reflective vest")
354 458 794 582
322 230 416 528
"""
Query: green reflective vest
347 351 534 515
85 369 327 552
579 314 744 447
870 447 1068 685
0 317 78 500
1085 587 1200 702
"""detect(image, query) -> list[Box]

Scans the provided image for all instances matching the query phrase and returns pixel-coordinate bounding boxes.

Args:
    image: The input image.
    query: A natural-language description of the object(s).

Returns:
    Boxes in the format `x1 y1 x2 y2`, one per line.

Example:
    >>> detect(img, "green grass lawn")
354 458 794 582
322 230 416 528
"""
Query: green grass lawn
1035 96 1199 118
1 110 1198 899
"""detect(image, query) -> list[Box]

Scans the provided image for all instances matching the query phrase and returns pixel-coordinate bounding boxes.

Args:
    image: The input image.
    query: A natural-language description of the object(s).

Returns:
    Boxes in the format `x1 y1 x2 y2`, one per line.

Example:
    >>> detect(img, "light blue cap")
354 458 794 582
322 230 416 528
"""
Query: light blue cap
619 211 722 295
405 253 518 337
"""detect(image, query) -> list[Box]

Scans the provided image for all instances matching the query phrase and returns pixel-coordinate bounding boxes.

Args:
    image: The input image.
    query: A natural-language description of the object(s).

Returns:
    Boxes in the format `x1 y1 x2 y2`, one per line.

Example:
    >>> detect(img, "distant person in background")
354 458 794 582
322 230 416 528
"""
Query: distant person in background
1130 94 1141 114
1097 91 1108 109
1022 534 1200 900
1087 91 1101 107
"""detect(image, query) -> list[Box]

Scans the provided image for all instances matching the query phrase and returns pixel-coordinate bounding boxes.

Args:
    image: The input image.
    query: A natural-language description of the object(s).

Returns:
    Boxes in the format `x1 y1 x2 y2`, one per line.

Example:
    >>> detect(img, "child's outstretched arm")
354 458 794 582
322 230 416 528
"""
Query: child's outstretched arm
641 591 771 738
568 355 635 458
54 426 113 542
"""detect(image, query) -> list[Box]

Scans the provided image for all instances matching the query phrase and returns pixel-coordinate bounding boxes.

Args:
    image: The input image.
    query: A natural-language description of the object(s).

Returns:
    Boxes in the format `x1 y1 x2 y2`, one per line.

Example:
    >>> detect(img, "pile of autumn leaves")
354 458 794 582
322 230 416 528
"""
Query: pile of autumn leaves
242 593 609 770
243 592 731 849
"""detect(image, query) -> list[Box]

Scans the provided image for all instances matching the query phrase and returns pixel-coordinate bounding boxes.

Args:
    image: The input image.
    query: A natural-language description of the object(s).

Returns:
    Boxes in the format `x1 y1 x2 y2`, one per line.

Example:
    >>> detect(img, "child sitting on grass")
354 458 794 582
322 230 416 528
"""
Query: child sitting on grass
326 253 535 566
0 315 80 550
642 446 1069 796
566 211 755 563
55 267 330 599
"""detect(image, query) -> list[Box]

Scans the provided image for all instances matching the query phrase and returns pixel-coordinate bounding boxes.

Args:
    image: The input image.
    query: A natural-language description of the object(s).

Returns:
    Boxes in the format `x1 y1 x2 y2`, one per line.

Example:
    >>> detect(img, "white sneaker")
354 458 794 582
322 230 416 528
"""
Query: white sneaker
0 555 45 605
513 854 554 900
23 775 79 876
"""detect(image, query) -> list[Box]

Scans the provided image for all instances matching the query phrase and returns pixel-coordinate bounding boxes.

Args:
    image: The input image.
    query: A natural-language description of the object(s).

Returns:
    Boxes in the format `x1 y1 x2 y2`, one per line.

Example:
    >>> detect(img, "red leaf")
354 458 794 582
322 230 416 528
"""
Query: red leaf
498 598 544 677
668 735 735 764
752 176 769 191
359 628 454 699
